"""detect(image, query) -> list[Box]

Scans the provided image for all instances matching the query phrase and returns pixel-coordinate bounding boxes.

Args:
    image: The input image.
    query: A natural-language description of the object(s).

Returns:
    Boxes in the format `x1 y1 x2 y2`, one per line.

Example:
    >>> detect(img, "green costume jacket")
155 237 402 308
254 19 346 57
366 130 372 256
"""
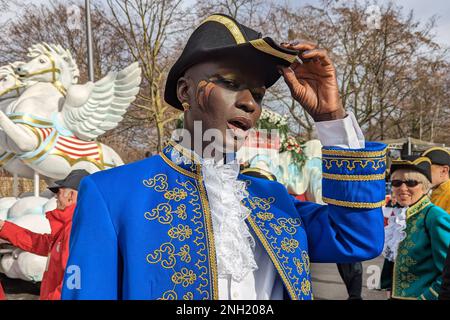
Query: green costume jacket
393 196 450 300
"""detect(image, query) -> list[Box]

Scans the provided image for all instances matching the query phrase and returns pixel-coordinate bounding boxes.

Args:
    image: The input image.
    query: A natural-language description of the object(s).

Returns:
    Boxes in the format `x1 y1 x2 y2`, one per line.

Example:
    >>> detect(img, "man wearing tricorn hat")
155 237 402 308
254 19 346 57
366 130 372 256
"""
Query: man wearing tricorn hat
0 169 89 300
62 14 386 300
422 147 450 213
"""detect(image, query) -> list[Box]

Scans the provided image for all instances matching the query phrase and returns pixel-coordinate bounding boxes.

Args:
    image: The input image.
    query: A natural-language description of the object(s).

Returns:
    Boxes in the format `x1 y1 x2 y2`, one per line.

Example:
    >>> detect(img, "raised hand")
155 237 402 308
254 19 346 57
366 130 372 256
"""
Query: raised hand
280 41 345 121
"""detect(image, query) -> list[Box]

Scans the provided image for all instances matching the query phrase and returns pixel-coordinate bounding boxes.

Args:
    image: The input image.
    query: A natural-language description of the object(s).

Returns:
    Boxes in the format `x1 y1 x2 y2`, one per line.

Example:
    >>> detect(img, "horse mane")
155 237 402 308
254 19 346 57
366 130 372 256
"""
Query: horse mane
0 64 16 76
27 43 80 84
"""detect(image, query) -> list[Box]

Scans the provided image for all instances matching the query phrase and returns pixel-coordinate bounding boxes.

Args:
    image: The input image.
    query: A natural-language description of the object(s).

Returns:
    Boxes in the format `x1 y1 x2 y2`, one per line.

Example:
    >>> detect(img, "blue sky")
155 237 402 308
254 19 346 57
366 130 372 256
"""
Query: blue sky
3 0 449 47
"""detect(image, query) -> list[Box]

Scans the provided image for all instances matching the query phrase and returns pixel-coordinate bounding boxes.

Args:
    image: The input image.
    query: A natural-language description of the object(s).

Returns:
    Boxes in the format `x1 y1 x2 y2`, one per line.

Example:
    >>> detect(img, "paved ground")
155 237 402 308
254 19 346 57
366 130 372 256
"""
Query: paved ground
2 256 389 300
311 256 388 300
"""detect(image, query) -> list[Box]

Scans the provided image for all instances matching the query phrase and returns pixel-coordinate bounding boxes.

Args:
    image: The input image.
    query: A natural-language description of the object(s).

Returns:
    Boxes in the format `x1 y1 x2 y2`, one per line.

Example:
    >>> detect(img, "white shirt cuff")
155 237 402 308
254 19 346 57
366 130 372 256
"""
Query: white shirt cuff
315 112 365 149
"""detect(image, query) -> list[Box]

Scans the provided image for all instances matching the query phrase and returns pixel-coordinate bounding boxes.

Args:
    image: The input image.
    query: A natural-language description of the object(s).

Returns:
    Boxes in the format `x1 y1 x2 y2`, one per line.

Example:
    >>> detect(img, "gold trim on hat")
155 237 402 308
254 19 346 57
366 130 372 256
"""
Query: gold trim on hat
249 39 297 64
392 157 431 166
421 147 450 157
200 15 245 44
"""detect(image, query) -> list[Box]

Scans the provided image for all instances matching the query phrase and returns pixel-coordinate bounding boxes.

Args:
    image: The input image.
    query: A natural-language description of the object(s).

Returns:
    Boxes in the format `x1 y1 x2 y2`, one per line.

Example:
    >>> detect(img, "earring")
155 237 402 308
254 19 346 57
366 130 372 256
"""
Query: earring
182 102 191 111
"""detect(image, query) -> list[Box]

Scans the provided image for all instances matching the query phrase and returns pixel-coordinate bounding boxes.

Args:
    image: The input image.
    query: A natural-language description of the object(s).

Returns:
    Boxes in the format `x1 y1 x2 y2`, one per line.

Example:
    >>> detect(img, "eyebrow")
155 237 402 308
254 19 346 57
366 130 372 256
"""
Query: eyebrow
210 72 266 90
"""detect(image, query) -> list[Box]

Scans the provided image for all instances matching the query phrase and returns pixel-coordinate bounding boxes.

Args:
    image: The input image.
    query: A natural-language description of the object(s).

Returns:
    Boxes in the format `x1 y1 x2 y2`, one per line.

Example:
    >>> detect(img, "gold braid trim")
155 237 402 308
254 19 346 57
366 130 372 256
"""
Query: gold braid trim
0 152 15 166
391 295 418 300
322 172 386 181
322 148 387 158
8 114 53 127
200 15 245 44
429 287 439 298
422 147 450 157
249 39 297 63
247 216 298 300
322 197 385 208
241 167 277 181
160 151 200 180
195 171 219 300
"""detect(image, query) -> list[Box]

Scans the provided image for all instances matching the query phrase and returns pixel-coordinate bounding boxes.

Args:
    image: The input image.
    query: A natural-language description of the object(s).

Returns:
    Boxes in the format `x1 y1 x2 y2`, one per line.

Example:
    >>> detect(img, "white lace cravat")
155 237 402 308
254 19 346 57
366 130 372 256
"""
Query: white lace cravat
172 144 258 282
201 158 258 282
382 206 407 261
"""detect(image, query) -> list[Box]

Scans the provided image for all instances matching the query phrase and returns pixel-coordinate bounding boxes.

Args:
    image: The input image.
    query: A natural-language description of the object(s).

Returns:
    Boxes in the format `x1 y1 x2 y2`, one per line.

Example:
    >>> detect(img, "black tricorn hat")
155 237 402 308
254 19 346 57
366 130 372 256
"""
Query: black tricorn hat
48 169 90 193
165 13 299 110
390 156 432 182
421 147 450 166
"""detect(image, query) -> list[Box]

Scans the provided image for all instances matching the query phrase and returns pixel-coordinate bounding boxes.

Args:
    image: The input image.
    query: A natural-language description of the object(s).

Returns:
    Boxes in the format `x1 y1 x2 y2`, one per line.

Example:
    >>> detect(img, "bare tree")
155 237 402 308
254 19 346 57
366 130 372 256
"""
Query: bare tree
266 0 449 144
0 1 154 162
195 0 269 29
104 0 190 152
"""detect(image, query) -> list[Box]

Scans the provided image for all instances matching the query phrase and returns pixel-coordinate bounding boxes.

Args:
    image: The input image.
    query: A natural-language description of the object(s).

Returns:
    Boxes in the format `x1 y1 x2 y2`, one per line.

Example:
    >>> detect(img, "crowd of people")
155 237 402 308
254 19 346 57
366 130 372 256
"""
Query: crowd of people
0 13 448 301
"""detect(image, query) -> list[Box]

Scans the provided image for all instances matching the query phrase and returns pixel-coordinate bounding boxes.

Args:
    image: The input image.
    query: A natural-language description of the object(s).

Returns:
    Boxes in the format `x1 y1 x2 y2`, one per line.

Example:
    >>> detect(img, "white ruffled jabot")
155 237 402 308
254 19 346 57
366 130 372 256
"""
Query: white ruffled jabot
202 159 258 282
173 144 258 282
382 206 407 262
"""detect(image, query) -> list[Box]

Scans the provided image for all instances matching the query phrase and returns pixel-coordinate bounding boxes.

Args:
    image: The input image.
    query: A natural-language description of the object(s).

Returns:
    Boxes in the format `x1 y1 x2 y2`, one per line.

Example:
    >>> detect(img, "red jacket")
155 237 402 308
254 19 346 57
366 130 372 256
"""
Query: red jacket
0 204 75 300
0 283 5 300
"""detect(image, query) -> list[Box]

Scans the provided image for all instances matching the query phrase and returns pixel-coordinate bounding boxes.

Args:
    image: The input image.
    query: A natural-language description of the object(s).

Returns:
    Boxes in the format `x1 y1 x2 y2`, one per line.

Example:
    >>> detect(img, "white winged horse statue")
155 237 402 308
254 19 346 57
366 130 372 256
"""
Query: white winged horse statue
0 64 35 179
0 43 141 179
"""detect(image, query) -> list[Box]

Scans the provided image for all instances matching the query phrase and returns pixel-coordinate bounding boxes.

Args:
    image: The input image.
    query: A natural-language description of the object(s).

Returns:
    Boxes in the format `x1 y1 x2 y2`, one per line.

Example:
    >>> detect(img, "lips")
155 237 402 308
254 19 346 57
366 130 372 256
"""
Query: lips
227 117 252 131
227 116 253 141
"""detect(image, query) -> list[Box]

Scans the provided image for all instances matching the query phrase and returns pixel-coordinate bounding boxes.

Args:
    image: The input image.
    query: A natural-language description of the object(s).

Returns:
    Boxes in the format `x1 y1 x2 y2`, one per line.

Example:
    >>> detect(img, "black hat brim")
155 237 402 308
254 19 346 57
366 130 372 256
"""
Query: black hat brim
48 186 61 194
422 148 450 166
165 37 298 110
390 159 432 182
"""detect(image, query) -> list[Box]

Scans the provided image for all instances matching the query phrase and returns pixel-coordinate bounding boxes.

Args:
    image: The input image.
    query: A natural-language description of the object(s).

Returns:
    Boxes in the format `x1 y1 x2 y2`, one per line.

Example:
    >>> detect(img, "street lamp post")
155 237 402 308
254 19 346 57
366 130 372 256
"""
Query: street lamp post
85 0 95 81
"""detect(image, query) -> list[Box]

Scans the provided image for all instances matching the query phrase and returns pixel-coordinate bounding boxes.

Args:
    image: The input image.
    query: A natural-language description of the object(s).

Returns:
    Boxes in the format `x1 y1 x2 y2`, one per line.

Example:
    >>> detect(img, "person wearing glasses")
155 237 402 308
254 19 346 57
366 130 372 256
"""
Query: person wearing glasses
384 157 450 300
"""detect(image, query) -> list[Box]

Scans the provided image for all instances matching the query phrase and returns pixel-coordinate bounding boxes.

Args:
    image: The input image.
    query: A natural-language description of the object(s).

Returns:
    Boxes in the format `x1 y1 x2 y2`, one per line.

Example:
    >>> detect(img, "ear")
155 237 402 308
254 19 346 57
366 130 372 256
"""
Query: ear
176 76 192 106
443 165 450 175
68 190 76 201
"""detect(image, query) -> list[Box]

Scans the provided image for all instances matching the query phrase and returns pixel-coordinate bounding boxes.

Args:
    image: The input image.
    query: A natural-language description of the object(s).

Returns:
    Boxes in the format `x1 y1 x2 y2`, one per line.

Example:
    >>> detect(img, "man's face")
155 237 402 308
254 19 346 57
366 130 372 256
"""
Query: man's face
177 57 266 155
56 188 77 210
430 164 450 187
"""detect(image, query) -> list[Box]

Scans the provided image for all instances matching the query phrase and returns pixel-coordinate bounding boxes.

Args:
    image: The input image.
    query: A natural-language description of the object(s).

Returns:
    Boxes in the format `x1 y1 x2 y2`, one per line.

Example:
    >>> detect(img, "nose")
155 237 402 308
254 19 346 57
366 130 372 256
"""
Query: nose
398 183 409 191
235 89 259 114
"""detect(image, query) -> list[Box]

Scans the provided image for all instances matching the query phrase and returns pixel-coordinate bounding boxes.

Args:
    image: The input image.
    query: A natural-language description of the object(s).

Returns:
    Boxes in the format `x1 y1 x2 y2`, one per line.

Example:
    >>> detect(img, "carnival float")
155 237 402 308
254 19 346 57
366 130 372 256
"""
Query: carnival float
0 43 141 282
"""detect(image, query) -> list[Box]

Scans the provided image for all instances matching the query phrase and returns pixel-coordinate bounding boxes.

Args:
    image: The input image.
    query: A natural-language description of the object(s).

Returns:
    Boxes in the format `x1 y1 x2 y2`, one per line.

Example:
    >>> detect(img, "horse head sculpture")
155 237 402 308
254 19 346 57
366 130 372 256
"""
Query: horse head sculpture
15 43 79 96
0 43 141 179
0 62 30 101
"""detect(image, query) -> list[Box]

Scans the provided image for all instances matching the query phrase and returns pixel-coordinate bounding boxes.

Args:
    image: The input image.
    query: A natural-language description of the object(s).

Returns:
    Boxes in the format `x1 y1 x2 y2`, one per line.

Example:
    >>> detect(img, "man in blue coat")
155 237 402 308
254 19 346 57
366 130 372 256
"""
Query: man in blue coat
62 14 386 300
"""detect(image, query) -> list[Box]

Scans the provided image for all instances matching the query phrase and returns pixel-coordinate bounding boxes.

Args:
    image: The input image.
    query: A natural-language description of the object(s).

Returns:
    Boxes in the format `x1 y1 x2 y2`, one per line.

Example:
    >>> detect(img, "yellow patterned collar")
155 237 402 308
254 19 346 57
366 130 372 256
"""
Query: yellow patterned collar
406 196 432 219
160 141 238 179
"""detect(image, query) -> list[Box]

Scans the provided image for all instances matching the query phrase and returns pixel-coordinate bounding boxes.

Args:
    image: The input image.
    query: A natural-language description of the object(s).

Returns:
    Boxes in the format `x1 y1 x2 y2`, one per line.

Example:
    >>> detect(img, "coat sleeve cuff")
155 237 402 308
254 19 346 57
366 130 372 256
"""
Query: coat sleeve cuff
315 112 365 149
321 142 387 209
419 286 440 300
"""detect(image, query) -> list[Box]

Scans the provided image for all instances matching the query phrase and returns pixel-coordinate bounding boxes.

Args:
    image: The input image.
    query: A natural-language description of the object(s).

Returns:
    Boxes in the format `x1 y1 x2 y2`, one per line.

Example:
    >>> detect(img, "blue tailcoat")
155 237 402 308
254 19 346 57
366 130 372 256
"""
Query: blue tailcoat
62 141 386 300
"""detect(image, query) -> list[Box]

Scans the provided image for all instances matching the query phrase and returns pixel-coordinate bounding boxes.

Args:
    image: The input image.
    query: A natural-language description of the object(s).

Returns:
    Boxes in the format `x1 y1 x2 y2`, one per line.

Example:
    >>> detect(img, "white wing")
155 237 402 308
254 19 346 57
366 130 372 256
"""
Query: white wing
62 62 141 140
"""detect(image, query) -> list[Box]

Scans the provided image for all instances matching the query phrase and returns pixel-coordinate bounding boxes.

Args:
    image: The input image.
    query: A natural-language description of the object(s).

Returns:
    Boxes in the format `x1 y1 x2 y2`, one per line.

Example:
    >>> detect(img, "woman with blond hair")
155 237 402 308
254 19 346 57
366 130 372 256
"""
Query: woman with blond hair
384 157 450 300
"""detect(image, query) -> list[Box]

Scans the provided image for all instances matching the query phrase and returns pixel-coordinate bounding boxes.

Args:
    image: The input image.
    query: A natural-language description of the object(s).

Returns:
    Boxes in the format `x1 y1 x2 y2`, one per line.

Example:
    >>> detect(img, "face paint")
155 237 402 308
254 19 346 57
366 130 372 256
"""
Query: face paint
196 80 217 109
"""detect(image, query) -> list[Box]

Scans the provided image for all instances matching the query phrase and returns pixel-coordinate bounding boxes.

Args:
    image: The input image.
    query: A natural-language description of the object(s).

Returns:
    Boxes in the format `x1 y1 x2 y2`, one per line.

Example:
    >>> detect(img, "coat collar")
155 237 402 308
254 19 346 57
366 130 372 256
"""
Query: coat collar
160 141 238 179
45 203 75 234
433 179 450 195
406 195 431 219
